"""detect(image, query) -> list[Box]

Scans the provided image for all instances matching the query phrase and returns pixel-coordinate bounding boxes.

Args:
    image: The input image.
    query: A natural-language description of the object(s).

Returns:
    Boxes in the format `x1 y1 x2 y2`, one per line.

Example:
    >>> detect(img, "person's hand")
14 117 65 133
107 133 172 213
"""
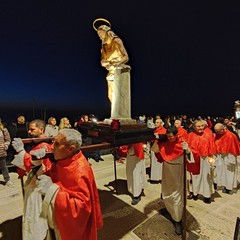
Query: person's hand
154 133 159 139
36 175 53 196
182 142 189 151
30 148 47 159
110 57 120 65
12 138 25 153
101 59 110 68
11 151 26 171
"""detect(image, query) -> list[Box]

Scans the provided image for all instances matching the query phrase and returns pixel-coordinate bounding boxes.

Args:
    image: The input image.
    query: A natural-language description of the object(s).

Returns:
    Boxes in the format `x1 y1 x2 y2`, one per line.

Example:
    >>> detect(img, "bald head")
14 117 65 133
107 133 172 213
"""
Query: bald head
215 123 224 129
214 123 226 134
174 120 182 128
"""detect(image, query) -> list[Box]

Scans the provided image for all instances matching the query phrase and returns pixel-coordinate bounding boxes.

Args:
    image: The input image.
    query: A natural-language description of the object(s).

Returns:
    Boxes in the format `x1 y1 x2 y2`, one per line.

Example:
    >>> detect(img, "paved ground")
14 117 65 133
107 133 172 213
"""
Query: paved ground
0 154 240 240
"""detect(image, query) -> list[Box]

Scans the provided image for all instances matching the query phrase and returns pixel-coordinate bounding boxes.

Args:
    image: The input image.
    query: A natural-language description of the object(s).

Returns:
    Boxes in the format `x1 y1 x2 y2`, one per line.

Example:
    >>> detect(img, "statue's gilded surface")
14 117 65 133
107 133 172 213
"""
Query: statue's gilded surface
93 19 131 120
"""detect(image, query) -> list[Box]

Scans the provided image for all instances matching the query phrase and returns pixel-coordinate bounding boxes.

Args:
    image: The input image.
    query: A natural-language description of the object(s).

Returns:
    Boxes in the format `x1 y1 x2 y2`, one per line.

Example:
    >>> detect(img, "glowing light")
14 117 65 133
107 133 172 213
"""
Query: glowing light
207 157 215 164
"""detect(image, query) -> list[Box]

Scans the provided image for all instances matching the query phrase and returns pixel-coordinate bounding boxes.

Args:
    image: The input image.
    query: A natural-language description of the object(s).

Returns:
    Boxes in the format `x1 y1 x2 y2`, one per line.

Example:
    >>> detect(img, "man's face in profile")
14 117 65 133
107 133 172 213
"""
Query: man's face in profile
155 120 162 128
52 133 73 161
28 123 43 138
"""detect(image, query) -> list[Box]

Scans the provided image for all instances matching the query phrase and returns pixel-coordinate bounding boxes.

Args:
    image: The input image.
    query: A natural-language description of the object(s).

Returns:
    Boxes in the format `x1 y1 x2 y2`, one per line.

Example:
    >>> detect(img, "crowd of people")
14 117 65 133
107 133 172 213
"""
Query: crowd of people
144 114 240 235
0 112 240 238
116 113 240 235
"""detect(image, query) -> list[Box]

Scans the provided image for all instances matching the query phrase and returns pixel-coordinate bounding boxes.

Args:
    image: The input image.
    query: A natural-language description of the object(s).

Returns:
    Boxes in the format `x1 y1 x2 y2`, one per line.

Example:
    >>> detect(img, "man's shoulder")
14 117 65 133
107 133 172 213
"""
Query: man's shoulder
226 130 239 140
67 154 94 182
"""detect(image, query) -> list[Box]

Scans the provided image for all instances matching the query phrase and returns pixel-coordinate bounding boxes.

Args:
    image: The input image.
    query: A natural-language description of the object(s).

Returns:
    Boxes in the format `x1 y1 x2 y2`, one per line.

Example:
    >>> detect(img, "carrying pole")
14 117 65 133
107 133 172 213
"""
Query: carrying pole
182 149 187 240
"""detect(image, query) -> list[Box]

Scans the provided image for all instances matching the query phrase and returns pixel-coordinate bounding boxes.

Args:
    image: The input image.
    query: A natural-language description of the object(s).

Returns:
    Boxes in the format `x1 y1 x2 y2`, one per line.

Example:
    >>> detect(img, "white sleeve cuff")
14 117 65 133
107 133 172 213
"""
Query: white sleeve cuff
11 151 26 170
41 183 59 218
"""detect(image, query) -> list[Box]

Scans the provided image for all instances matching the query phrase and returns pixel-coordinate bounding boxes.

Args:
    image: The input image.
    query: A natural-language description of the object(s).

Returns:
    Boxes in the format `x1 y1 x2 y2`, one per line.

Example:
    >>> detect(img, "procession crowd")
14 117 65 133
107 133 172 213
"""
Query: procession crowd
0 112 240 239
128 113 240 235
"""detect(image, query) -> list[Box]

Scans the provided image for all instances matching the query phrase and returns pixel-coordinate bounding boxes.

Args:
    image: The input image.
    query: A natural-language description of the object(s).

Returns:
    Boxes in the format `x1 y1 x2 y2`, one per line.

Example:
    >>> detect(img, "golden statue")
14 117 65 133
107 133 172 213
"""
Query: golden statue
93 18 130 103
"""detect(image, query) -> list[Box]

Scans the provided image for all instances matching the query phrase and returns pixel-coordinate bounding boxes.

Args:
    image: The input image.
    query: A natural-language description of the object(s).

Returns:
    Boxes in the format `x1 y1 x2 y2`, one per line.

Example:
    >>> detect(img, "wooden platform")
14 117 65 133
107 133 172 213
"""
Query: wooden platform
77 121 155 146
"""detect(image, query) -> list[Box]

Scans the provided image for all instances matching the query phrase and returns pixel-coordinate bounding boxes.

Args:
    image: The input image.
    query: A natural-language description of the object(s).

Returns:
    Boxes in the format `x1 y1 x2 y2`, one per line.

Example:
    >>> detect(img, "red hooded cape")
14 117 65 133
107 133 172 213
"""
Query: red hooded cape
215 129 240 156
177 127 188 142
187 131 216 175
116 143 145 159
131 143 145 159
157 138 184 161
154 126 166 135
48 151 103 240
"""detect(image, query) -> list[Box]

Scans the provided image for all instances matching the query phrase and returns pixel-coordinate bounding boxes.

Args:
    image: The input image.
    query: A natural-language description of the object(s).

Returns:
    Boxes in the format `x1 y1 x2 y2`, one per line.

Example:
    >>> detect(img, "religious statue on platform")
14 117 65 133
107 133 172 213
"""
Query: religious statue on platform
93 18 131 120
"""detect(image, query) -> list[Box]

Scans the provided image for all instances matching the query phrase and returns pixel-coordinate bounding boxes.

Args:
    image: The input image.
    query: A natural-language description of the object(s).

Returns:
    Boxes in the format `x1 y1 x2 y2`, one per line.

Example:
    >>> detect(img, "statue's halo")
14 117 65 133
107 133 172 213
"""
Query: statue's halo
93 18 111 31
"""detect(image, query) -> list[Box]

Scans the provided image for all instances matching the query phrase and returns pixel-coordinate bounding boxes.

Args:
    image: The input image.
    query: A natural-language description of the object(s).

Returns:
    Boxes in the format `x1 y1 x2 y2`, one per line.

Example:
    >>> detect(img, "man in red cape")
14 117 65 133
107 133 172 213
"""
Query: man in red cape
118 143 146 205
157 126 187 235
174 119 188 141
214 123 240 194
187 119 216 204
36 129 103 240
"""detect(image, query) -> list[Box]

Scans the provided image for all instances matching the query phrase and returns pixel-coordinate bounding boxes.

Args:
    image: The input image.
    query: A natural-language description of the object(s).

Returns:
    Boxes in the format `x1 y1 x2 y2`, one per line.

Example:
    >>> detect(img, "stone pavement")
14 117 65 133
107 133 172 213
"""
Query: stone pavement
0 155 240 240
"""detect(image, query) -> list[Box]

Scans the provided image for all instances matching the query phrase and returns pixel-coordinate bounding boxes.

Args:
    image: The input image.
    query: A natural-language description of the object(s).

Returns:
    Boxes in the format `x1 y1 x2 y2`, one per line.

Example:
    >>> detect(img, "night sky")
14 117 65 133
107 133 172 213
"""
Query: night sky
1 1 240 123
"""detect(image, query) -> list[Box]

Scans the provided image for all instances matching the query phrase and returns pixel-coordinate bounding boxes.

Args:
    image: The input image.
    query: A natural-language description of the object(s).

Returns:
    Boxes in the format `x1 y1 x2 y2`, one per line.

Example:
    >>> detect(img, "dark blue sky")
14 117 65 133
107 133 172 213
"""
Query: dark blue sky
1 1 240 122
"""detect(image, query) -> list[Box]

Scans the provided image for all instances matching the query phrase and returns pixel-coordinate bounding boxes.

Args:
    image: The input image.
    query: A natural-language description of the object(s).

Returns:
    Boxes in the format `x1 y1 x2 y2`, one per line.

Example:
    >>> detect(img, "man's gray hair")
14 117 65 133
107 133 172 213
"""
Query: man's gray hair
192 119 204 128
59 129 82 151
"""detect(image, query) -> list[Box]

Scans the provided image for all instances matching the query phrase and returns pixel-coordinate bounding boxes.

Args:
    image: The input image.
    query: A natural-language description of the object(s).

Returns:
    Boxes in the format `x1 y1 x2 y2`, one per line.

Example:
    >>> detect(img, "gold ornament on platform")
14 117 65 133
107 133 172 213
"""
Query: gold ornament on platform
93 18 111 31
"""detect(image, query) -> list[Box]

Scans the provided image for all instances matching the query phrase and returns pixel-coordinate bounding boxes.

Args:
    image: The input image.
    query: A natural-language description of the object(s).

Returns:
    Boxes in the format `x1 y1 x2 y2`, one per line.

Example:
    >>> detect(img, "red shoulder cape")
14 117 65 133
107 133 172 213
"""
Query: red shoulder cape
187 131 216 175
158 138 184 161
177 127 188 141
215 130 240 155
117 143 145 159
48 151 103 240
154 127 166 134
